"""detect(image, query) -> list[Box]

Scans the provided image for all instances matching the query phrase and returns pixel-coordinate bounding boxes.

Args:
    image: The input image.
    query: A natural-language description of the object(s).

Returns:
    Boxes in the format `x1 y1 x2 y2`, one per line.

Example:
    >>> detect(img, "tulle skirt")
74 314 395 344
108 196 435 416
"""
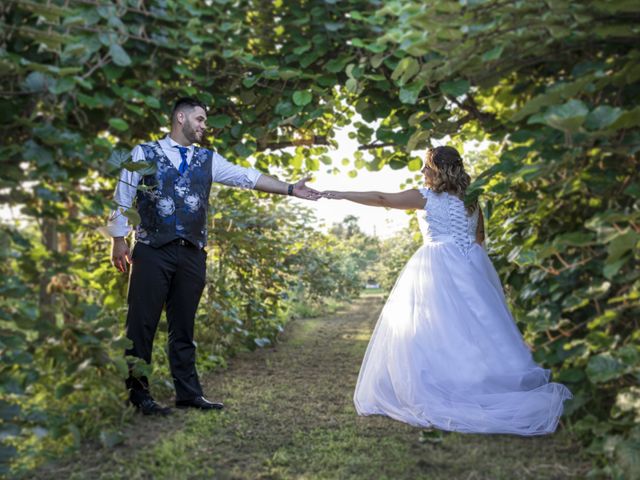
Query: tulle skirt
354 236 572 435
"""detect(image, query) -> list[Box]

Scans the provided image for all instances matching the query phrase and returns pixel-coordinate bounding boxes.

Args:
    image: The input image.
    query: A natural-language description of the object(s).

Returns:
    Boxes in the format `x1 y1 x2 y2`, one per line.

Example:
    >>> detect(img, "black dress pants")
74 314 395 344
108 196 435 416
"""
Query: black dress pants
124 240 207 401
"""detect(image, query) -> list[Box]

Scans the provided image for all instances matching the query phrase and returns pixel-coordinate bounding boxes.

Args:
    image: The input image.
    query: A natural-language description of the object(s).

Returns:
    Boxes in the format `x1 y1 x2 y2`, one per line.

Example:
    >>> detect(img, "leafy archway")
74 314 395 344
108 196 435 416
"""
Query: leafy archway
1 0 638 476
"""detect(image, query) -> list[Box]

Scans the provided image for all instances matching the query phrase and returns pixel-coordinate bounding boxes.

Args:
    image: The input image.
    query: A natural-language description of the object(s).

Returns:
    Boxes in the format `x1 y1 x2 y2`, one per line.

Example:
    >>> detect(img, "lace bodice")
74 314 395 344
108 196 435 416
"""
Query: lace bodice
417 187 479 257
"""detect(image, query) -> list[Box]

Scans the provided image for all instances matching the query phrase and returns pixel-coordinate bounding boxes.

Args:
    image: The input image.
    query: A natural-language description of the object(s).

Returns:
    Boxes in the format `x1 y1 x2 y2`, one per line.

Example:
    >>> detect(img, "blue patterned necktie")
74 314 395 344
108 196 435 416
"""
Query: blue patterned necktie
175 145 189 174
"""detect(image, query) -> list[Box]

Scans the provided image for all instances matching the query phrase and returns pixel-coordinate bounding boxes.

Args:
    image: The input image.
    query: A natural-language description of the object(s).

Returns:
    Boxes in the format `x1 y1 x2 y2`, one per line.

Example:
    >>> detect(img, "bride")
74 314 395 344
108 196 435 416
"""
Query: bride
322 146 572 435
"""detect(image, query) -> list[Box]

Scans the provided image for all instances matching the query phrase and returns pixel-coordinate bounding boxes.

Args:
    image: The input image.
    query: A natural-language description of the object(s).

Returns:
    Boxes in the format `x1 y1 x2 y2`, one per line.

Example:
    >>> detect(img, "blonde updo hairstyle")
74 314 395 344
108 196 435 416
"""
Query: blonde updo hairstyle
424 146 476 213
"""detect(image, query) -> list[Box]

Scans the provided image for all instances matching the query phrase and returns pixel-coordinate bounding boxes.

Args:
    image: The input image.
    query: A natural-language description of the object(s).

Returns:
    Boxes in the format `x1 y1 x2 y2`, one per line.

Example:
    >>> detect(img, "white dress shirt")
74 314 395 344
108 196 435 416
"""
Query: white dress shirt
106 135 262 237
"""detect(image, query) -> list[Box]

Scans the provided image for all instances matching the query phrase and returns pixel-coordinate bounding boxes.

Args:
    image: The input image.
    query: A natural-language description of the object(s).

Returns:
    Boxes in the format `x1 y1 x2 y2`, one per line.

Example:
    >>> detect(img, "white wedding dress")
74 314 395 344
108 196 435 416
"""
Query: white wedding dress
354 187 572 435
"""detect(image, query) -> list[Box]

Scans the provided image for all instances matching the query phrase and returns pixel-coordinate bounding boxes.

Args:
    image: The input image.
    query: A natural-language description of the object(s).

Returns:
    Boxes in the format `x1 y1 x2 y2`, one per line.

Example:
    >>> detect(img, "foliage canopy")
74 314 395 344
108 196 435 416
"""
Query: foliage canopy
1 0 638 477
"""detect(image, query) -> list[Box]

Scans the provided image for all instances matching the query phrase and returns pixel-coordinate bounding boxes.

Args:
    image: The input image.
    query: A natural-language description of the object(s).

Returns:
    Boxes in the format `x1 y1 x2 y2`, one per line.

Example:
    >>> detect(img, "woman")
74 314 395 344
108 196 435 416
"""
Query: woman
322 146 572 435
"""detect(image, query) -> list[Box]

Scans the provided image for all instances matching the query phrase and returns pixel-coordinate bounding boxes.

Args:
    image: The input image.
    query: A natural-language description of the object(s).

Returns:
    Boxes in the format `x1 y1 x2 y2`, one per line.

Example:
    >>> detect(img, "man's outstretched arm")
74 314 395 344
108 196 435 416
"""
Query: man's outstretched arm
211 152 320 200
254 175 322 201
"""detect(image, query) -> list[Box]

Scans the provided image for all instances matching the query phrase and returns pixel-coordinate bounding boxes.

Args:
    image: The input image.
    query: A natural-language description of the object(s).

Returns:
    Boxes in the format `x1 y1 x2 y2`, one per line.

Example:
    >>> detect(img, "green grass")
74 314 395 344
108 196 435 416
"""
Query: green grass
36 297 590 480
360 287 385 296
287 296 347 319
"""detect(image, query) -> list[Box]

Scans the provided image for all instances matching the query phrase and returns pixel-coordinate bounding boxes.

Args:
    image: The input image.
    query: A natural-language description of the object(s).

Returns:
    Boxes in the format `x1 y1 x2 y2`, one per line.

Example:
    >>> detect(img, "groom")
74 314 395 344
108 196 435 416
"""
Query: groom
107 97 320 415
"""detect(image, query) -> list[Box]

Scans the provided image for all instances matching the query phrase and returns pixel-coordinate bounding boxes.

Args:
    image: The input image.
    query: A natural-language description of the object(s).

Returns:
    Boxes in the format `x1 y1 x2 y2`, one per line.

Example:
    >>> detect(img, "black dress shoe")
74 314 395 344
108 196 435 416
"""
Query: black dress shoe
175 395 224 410
129 391 172 416
138 397 173 416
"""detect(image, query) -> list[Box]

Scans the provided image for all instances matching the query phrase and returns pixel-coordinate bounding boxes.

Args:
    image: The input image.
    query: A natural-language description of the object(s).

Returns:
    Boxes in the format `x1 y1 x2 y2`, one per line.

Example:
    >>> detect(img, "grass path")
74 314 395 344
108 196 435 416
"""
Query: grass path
37 295 589 479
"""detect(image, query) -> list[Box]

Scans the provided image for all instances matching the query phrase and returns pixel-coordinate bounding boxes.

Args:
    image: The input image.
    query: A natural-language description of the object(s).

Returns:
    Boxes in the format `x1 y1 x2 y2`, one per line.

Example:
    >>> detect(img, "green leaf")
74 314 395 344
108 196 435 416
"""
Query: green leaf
317 74 337 87
210 114 231 128
49 77 75 95
112 357 130 379
391 57 420 85
292 90 312 106
345 78 358 93
588 310 619 330
543 99 589 132
305 157 319 170
552 231 595 248
370 54 385 68
293 43 311 55
481 46 504 61
610 106 640 130
604 257 628 279
562 294 589 312
23 71 51 92
18 1 67 21
606 230 638 263
407 130 429 151
586 353 626 383
275 101 296 116
242 76 259 88
234 142 253 158
556 368 586 382
123 208 141 226
399 82 423 105
77 92 114 109
278 69 301 80
109 43 131 67
324 56 353 73
108 118 129 131
365 43 387 54
616 438 640 480
585 105 624 130
144 96 161 109
511 77 592 122
106 149 130 171
428 97 445 112
440 79 469 97
407 158 422 171
324 22 344 32
513 249 538 266
76 93 102 108
299 52 320 68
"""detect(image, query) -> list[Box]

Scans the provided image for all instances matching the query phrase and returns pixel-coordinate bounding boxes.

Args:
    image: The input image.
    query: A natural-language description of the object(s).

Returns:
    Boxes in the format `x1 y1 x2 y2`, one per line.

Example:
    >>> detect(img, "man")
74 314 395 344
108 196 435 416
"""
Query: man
106 97 320 415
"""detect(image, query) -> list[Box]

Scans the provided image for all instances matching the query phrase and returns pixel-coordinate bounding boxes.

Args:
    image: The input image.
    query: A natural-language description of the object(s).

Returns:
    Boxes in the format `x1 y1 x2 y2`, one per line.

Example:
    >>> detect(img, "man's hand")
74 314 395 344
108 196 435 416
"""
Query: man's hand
292 176 322 201
111 237 132 273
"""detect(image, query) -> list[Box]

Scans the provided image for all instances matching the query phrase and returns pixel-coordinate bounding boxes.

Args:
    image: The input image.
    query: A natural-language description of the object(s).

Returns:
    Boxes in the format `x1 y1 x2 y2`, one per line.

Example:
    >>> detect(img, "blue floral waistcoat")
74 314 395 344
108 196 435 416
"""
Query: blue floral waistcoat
135 141 213 248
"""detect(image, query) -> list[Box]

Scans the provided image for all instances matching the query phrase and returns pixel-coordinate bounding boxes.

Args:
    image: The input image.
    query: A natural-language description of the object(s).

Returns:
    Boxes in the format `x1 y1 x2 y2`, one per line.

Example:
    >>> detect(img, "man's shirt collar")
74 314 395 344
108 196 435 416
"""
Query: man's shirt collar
165 134 195 151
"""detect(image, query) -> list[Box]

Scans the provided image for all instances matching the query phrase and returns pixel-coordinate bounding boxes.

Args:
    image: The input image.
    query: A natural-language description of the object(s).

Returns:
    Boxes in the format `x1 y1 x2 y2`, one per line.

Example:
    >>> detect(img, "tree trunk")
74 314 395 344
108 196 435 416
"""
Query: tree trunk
38 217 57 323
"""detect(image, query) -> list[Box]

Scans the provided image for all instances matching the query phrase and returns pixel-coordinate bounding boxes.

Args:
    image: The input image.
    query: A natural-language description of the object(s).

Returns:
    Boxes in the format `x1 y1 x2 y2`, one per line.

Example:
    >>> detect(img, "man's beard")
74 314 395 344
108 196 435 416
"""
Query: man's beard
183 122 200 144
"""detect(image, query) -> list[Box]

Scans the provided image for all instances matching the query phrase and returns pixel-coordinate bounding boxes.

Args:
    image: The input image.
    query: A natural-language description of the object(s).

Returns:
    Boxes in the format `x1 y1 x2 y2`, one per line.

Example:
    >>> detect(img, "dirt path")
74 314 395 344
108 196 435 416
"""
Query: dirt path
37 295 589 479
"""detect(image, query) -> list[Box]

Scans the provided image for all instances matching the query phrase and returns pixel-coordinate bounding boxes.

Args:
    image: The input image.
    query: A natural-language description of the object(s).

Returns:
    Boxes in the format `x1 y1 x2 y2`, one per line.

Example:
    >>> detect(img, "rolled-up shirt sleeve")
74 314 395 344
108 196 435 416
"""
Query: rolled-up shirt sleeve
105 146 144 237
211 152 262 188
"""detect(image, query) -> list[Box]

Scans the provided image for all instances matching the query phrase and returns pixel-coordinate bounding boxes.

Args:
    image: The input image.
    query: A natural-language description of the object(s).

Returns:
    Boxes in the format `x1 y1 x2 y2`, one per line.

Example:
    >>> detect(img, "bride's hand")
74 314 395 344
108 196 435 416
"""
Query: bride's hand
322 190 344 199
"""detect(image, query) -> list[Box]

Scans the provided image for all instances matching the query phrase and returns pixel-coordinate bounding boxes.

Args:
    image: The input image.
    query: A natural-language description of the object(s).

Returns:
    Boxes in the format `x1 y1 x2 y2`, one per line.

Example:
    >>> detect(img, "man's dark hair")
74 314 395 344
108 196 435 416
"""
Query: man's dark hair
171 97 207 121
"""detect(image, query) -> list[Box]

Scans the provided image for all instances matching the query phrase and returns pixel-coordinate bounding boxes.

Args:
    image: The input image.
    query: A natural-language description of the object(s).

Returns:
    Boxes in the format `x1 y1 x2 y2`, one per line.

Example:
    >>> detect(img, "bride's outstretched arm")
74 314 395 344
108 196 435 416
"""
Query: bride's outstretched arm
322 189 425 210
